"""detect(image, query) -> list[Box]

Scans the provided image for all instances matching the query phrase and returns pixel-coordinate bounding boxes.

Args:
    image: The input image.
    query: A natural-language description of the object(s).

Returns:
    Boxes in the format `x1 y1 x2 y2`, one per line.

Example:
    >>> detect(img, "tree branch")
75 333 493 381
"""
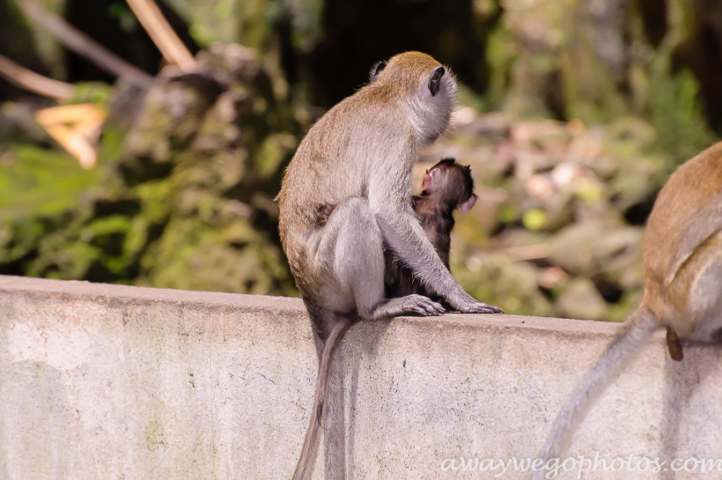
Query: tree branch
125 0 196 71
0 54 74 100
15 0 154 89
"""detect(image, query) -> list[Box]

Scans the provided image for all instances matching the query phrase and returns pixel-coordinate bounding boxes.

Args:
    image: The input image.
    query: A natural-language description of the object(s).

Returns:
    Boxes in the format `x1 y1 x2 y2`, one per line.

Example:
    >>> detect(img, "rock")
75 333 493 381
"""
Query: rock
116 44 299 295
0 45 300 297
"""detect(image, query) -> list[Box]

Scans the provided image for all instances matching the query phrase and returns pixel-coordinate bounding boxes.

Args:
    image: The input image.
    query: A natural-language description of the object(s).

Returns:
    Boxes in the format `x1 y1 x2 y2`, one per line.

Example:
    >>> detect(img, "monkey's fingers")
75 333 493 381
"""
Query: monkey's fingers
427 300 446 315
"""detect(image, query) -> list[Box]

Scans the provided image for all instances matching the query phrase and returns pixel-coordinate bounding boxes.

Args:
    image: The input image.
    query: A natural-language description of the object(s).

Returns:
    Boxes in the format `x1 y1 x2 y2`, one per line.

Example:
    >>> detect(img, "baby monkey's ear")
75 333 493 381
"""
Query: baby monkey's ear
459 194 478 213
421 166 439 191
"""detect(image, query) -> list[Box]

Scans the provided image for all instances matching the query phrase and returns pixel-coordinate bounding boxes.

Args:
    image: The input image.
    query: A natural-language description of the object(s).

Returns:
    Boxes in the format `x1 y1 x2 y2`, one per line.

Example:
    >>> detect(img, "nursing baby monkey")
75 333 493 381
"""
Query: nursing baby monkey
318 157 478 302
384 158 478 303
277 52 501 480
533 142 722 478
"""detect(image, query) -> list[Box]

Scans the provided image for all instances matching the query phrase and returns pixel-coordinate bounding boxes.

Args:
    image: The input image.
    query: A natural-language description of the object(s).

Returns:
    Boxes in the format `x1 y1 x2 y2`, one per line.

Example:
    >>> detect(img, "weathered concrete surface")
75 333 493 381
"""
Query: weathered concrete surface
0 275 719 480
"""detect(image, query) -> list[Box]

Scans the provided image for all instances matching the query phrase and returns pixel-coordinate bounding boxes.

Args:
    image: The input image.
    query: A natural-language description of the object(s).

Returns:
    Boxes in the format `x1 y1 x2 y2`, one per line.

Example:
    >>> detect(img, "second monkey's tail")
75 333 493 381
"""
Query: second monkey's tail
292 313 353 480
531 307 658 480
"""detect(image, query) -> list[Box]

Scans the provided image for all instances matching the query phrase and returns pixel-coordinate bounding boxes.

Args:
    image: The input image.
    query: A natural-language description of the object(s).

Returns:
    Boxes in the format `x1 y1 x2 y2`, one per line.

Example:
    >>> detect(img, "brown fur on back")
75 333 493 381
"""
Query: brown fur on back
642 141 722 334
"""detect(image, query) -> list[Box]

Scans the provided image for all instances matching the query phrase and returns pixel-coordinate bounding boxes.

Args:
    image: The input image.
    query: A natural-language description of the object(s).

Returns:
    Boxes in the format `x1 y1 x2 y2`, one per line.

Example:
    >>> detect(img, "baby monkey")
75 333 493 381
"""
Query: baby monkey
386 158 478 301
317 158 478 304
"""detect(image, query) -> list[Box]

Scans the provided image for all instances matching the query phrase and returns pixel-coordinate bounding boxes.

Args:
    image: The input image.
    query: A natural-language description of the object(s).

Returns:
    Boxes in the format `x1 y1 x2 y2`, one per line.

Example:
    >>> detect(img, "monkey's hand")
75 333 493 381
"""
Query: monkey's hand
447 291 503 314
399 294 447 316
316 204 335 227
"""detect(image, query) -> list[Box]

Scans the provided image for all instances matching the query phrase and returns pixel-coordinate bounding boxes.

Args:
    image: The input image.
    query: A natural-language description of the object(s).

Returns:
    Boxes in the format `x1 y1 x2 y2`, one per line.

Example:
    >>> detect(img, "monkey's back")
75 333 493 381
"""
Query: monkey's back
642 142 722 335
277 84 416 289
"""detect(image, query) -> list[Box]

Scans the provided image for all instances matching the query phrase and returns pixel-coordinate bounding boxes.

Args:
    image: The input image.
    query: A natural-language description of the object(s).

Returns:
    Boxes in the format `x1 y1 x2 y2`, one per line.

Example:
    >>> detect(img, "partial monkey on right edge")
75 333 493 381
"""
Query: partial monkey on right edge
533 141 722 479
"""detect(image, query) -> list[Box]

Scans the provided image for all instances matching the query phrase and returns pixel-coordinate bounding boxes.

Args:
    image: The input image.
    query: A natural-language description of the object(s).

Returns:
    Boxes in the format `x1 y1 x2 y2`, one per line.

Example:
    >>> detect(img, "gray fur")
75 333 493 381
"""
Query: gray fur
278 52 500 480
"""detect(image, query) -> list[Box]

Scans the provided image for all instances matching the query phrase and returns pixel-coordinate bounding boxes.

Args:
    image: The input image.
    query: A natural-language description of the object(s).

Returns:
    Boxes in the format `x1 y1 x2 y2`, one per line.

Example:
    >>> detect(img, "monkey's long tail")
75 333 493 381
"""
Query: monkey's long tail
292 315 353 480
531 307 658 480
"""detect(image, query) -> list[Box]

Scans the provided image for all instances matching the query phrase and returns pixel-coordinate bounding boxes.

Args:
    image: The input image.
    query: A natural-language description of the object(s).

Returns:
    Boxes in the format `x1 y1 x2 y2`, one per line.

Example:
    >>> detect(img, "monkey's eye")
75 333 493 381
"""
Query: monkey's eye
369 61 387 83
428 67 445 97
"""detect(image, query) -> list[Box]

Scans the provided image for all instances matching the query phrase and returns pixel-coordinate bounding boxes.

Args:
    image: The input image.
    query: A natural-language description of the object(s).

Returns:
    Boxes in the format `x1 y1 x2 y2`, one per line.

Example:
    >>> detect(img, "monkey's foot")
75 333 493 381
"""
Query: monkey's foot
375 294 445 318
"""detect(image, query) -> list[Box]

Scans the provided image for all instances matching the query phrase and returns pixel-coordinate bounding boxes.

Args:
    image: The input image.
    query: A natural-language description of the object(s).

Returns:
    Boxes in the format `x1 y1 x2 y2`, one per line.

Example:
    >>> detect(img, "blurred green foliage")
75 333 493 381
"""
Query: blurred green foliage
0 0 721 319
0 145 100 218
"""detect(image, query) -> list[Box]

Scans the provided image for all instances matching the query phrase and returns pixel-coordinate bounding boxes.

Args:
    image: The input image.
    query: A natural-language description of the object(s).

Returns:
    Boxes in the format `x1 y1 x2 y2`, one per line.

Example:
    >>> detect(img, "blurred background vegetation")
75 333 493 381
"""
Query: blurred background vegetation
0 0 720 321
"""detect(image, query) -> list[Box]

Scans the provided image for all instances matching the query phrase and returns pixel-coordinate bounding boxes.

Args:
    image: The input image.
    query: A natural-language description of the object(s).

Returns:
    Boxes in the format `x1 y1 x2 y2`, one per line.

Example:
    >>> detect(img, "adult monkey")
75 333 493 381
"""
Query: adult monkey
277 52 501 480
532 142 722 479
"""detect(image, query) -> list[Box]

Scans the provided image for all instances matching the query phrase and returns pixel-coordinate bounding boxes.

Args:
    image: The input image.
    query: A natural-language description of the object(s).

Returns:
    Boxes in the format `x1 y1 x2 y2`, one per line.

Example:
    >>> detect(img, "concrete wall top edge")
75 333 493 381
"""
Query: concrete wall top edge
2 274 717 480
0 273 303 313
0 274 631 341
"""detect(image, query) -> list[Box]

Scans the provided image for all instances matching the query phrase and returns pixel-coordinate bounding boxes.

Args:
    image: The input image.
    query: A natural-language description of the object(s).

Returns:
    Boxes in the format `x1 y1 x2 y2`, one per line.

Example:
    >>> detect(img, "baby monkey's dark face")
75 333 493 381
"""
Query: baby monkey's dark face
421 158 477 213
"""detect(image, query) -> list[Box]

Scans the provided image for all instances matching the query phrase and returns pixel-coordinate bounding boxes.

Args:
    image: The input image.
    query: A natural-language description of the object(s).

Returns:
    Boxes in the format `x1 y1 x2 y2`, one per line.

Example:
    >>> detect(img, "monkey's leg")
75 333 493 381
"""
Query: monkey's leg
310 197 443 480
315 197 446 320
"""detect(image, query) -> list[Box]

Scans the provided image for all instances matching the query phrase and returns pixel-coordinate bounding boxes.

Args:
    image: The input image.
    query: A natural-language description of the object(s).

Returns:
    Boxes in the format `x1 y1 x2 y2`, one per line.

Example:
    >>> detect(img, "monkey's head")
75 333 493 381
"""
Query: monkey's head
370 52 457 145
421 158 477 213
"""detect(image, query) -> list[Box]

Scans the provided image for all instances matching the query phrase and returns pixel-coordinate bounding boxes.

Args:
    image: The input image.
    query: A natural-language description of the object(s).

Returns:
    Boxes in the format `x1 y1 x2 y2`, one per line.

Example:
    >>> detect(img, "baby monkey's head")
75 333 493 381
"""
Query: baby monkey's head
421 158 477 213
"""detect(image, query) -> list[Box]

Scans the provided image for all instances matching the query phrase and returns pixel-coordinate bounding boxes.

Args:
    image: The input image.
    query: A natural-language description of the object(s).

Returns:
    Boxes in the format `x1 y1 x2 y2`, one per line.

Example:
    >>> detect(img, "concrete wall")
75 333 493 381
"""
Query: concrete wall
0 275 720 480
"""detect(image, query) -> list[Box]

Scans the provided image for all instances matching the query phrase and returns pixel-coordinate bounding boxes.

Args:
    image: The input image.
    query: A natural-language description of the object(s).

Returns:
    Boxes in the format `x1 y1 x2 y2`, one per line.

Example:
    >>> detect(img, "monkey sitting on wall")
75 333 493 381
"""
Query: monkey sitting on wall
532 142 722 479
277 52 502 480
318 157 479 303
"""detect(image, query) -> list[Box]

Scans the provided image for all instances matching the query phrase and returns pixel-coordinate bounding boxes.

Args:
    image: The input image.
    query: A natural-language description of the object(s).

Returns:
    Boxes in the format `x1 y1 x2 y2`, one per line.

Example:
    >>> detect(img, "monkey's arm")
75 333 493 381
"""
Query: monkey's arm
369 154 500 314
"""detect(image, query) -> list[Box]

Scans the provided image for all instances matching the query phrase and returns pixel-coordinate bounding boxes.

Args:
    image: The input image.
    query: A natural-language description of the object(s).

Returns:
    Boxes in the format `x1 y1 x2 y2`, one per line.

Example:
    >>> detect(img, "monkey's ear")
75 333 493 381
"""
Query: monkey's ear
428 67 446 96
370 61 387 83
459 194 477 213
421 167 437 191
